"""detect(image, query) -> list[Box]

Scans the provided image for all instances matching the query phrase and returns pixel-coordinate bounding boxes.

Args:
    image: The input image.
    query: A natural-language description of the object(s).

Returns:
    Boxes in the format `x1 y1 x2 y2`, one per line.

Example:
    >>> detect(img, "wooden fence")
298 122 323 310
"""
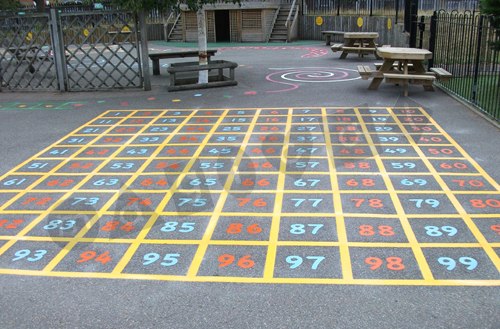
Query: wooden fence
300 15 408 46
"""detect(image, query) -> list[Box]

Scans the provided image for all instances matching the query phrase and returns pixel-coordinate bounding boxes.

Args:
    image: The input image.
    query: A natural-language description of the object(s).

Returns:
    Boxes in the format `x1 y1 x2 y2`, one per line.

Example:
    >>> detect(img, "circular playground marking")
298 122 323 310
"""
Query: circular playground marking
266 67 361 93
0 107 498 286
244 91 257 95
172 99 181 102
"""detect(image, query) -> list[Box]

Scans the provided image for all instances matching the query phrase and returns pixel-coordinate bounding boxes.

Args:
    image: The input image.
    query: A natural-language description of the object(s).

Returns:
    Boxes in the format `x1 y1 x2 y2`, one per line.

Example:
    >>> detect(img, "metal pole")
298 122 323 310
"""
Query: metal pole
49 8 67 91
395 0 399 25
472 15 483 104
428 11 437 69
139 11 151 91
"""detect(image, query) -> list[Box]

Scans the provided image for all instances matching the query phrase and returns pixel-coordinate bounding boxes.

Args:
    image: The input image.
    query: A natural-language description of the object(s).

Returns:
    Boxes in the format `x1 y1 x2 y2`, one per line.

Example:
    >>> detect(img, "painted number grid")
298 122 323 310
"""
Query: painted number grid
0 107 498 285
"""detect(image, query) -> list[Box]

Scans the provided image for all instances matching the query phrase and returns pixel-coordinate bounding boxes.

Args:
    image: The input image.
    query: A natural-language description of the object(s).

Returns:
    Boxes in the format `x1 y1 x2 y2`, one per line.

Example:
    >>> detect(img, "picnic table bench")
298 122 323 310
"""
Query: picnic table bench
321 30 345 45
167 60 237 92
149 49 218 75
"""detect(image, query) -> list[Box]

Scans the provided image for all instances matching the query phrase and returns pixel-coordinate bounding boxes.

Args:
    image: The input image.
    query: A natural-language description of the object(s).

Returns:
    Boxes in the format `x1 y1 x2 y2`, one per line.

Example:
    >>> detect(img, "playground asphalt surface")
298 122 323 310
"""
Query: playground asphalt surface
0 41 498 329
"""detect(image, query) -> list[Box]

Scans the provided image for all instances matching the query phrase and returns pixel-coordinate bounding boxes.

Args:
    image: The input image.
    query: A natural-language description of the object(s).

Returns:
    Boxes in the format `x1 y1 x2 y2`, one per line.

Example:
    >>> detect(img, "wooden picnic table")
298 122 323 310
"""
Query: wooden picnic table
368 47 434 96
333 32 380 59
321 30 344 45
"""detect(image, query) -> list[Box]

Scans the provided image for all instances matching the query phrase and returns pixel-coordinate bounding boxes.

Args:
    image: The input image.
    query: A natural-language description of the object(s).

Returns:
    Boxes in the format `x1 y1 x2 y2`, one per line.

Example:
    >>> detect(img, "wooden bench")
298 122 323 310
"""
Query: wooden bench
167 60 237 92
149 49 218 75
383 73 436 96
321 31 345 45
430 67 453 82
357 65 373 80
330 43 343 52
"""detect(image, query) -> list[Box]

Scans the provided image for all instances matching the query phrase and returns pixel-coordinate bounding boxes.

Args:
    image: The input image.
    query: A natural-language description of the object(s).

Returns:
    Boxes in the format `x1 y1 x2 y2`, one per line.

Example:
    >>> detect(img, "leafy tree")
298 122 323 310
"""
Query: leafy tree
114 0 240 84
0 0 20 10
480 0 500 50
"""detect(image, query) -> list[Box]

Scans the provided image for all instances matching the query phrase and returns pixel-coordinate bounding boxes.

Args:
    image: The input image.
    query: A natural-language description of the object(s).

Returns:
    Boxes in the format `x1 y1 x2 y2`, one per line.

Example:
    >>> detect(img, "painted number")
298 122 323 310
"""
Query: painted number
400 178 427 186
218 254 255 268
2 178 27 186
289 224 324 235
46 179 74 187
12 249 47 262
351 198 384 208
71 197 100 206
409 199 440 208
294 179 321 187
101 221 135 232
43 219 76 230
77 251 112 264
0 219 24 229
365 257 405 271
177 198 207 207
142 253 180 266
291 198 323 207
390 162 416 169
469 199 500 208
236 198 267 207
285 255 325 270
160 222 195 233
437 257 478 270
93 178 119 186
424 226 457 237
359 225 395 236
21 197 52 206
226 223 262 234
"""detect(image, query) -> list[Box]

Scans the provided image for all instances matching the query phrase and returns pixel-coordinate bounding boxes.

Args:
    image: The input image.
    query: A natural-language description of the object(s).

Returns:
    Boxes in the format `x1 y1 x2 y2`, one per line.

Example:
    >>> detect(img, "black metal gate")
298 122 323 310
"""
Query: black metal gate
0 8 147 92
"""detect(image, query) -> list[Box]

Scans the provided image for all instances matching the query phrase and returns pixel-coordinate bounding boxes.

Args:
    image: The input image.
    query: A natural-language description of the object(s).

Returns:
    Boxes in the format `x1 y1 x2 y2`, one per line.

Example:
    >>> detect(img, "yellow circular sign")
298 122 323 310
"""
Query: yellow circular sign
83 29 89 37
387 18 392 30
357 17 364 28
25 32 33 42
315 16 323 26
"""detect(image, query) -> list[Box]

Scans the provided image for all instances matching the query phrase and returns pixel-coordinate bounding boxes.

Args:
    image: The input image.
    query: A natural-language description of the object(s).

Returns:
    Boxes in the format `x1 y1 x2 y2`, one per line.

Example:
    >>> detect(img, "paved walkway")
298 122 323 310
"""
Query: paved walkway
0 42 498 329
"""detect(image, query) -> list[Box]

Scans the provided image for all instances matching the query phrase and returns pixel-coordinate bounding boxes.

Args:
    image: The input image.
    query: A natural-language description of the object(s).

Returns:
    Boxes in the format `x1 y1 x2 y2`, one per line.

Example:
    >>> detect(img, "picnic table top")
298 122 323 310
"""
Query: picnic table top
376 47 432 60
343 32 379 38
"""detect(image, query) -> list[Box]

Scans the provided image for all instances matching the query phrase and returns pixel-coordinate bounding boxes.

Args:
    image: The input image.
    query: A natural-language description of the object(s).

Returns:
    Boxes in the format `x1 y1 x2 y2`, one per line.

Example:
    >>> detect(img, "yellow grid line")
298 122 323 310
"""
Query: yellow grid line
358 107 434 281
0 107 497 285
186 108 262 278
322 107 353 280
263 108 291 279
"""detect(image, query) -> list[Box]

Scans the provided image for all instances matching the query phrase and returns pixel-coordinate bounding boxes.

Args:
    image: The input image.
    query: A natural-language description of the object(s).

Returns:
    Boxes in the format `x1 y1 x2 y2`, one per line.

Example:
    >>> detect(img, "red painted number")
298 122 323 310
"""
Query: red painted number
101 220 135 232
226 223 262 234
218 254 255 268
359 225 395 236
351 198 384 208
0 219 24 229
236 198 267 207
365 256 405 271
77 251 112 264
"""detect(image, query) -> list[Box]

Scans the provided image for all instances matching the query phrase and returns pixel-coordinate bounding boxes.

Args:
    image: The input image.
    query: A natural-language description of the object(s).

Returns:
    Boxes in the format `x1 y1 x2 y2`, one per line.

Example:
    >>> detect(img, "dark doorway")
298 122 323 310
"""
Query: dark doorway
215 10 230 42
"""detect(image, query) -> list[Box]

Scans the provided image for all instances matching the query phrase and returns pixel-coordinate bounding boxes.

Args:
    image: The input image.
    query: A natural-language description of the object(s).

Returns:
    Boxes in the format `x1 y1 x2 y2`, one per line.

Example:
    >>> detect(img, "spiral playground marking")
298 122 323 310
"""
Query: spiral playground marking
265 67 361 93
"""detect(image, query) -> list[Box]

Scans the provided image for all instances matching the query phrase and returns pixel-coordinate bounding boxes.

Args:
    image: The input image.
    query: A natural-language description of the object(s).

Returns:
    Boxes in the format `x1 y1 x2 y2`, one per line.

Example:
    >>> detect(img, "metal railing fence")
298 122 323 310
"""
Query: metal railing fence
429 10 499 121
